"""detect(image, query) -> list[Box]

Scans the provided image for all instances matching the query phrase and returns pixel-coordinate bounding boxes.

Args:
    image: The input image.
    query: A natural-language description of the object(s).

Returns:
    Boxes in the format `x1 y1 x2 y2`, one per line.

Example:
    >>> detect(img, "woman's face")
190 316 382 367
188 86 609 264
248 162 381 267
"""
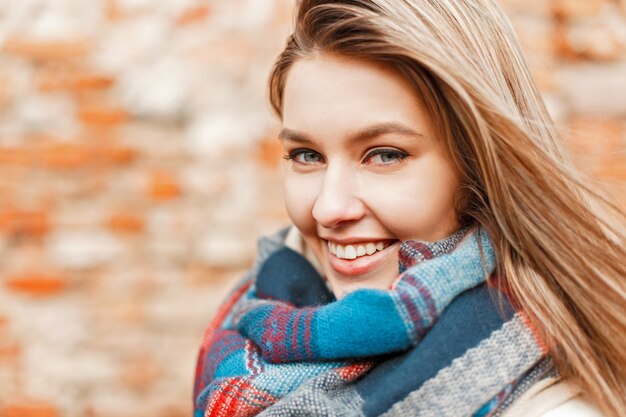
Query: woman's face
280 54 460 298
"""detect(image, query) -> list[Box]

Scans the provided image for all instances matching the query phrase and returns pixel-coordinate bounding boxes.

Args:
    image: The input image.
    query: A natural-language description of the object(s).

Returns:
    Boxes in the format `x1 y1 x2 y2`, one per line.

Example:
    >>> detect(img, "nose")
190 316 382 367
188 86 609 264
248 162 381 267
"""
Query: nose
311 166 366 229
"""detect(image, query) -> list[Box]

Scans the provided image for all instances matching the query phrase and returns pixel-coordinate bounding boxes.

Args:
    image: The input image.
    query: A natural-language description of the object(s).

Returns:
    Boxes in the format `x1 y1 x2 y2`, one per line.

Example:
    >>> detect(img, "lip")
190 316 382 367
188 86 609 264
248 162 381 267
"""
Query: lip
325 239 399 277
323 237 394 245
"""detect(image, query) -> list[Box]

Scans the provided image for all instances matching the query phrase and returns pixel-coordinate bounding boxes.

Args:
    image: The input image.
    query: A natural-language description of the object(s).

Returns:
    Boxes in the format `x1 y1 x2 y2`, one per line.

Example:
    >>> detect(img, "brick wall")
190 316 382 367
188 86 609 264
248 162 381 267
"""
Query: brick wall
0 0 624 416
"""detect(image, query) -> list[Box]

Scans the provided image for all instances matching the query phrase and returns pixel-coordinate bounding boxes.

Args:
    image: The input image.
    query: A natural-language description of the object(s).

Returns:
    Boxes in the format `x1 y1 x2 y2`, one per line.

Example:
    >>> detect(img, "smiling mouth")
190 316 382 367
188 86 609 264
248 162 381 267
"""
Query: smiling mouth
327 240 396 260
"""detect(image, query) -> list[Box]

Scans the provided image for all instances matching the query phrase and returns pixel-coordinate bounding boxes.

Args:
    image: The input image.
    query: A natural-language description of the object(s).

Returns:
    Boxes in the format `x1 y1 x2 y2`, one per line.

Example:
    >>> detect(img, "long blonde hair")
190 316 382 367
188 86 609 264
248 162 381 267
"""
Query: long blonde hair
268 0 626 416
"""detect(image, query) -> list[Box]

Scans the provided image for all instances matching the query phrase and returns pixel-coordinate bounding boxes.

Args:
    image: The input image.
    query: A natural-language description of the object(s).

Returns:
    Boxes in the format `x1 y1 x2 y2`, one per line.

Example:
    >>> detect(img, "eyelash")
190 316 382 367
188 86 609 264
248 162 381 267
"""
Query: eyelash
283 148 409 165
283 149 322 164
366 148 409 164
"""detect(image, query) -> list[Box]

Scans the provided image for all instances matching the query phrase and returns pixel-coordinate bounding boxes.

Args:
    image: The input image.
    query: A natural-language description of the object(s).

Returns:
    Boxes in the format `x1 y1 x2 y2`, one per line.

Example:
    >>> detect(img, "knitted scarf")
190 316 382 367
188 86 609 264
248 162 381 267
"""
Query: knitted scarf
194 227 550 417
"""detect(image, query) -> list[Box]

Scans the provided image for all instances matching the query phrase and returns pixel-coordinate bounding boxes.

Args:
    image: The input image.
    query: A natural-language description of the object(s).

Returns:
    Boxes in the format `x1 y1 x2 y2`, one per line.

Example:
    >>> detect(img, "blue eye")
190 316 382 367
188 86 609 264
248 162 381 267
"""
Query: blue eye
284 149 323 164
365 148 408 165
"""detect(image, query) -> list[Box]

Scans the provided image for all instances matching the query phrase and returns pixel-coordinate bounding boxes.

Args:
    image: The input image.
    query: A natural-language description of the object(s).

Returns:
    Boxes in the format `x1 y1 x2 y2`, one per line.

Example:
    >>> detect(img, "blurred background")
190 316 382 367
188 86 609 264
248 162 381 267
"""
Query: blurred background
0 0 624 416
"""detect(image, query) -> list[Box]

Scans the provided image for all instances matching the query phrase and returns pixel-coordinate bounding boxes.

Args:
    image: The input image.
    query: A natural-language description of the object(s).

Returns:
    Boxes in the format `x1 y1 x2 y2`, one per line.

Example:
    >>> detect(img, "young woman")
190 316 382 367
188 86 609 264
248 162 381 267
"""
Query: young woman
194 1 626 416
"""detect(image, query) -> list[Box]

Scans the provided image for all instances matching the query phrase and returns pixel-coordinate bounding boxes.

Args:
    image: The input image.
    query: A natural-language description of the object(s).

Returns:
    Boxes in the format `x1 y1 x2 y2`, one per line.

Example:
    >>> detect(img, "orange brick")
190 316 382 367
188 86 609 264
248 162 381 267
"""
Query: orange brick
2 404 59 417
36 69 65 92
552 24 577 60
257 136 284 168
147 171 181 201
176 5 210 25
97 144 137 165
0 147 31 166
5 273 67 297
78 105 129 126
121 355 162 391
71 75 114 91
0 74 10 106
105 0 123 20
187 265 242 286
37 68 114 92
40 143 91 170
0 210 50 237
0 344 20 359
3 37 89 61
159 405 188 417
108 211 145 233
551 0 608 20
563 26 624 62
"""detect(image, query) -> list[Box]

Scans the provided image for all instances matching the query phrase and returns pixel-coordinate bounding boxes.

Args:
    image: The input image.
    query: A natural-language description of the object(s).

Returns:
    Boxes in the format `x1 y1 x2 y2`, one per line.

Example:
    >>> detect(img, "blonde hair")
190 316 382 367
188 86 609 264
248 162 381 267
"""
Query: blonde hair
268 0 626 416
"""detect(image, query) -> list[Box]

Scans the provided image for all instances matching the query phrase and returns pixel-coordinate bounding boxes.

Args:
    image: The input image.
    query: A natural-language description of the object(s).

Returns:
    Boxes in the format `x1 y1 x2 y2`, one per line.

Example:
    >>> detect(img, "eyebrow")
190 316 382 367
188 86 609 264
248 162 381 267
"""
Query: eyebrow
278 122 424 144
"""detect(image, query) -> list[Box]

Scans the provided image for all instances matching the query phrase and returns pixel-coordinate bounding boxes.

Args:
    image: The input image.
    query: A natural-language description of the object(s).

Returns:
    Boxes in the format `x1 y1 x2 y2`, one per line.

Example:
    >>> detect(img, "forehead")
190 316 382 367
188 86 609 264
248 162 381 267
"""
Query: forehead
281 54 431 136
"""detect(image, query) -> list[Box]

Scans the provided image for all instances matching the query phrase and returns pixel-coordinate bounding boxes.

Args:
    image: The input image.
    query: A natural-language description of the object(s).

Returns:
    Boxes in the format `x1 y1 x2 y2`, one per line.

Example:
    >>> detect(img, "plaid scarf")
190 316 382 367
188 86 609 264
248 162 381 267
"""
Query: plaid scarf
194 227 549 417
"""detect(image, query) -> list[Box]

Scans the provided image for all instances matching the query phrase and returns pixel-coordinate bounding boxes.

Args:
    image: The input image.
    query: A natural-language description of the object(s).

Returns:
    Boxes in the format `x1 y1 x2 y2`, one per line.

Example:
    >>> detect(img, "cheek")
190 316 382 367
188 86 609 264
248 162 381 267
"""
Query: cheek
359 164 460 240
283 174 318 234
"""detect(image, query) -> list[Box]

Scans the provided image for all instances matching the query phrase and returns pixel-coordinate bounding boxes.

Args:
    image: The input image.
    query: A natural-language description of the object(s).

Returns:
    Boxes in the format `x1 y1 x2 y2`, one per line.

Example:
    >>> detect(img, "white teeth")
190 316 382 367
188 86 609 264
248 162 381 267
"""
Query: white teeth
344 245 357 259
327 240 389 260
